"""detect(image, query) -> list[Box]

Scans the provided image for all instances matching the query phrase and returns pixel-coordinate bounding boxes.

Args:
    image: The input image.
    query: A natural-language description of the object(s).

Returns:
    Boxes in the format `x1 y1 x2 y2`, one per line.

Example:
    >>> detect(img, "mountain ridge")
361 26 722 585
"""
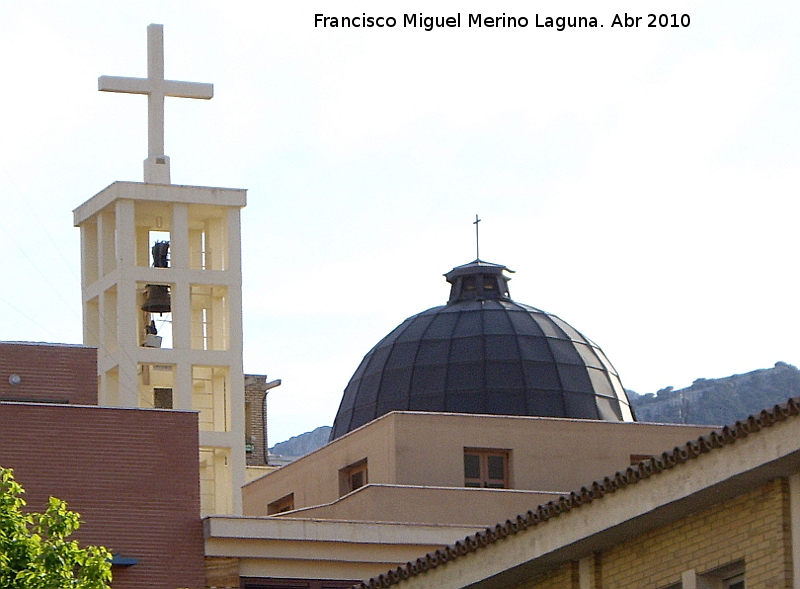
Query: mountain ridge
628 361 800 424
270 362 800 458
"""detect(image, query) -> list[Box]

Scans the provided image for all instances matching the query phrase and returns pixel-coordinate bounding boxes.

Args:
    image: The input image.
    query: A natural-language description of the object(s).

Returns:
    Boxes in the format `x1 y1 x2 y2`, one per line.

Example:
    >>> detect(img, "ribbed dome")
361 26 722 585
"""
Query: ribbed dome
330 260 634 440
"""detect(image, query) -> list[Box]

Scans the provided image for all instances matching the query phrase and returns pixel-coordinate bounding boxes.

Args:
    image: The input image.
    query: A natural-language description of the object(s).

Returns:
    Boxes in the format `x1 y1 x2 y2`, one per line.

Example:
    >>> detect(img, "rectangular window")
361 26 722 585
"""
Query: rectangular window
713 560 745 589
677 561 745 589
351 469 365 489
339 459 368 496
464 448 509 488
724 574 745 589
267 493 295 515
245 402 253 452
630 454 652 466
153 387 173 409
242 579 359 589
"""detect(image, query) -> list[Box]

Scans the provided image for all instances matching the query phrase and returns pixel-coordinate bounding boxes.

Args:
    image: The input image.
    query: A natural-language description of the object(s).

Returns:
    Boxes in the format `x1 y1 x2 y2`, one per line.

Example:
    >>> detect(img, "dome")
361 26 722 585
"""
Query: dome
330 260 634 440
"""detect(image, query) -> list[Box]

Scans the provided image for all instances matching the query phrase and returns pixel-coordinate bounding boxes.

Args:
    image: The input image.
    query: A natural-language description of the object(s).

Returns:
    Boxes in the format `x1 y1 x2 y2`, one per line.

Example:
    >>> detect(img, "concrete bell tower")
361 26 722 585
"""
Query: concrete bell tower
73 24 246 516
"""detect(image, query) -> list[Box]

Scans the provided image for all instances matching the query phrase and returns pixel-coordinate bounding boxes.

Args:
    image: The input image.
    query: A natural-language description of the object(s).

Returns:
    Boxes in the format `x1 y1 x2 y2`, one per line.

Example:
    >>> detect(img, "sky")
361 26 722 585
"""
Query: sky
1 1 799 445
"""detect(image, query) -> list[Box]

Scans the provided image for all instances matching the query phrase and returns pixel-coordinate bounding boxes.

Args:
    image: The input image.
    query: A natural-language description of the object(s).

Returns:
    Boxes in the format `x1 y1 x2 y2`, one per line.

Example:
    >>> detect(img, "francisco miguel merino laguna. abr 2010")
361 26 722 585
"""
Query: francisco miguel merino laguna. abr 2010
314 13 541 30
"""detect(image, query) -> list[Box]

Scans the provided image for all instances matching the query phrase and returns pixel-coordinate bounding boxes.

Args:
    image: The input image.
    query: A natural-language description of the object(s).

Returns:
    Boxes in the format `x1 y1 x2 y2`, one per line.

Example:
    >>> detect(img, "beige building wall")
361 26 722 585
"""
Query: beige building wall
389 412 716 492
285 485 561 527
204 516 483 586
243 411 716 520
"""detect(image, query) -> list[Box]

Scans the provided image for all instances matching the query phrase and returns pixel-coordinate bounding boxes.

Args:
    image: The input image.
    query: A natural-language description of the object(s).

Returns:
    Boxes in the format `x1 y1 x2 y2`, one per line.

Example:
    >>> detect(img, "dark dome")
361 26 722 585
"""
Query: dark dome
330 260 634 440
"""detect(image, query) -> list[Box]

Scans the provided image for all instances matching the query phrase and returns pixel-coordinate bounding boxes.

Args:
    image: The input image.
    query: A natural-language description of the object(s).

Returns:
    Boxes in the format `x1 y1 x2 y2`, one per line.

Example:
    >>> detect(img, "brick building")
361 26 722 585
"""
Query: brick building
0 400 205 589
1 340 205 588
0 341 97 405
359 399 800 589
244 374 281 472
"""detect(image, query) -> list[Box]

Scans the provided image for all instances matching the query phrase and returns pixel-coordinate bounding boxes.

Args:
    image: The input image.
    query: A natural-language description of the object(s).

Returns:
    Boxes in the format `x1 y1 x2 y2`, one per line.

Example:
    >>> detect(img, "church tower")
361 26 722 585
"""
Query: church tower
73 24 246 516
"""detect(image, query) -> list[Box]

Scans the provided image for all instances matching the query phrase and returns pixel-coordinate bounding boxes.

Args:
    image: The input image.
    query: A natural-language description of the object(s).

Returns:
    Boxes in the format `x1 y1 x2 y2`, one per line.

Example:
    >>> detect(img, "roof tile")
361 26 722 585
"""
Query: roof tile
357 397 800 589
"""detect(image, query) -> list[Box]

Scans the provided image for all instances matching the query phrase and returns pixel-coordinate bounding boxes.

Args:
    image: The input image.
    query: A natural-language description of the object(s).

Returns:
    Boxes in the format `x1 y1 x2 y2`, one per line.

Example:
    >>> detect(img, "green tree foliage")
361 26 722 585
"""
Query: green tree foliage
0 467 112 589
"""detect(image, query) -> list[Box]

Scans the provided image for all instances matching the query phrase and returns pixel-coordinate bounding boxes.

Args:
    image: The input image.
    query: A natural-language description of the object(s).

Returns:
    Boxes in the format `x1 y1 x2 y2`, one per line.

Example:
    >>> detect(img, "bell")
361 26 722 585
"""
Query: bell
152 241 170 268
142 284 171 314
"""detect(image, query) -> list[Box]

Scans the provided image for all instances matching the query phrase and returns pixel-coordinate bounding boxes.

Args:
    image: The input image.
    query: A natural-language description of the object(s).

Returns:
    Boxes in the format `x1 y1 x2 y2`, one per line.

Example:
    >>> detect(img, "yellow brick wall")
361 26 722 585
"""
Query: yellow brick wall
515 478 792 589
205 556 240 589
521 562 578 589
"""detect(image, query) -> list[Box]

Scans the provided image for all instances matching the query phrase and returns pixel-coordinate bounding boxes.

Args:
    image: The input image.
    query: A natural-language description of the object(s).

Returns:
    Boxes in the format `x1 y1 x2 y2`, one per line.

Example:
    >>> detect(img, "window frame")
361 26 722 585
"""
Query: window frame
463 448 510 489
629 454 653 466
675 561 745 589
242 577 359 589
722 573 745 589
267 493 295 515
339 458 368 496
153 387 173 409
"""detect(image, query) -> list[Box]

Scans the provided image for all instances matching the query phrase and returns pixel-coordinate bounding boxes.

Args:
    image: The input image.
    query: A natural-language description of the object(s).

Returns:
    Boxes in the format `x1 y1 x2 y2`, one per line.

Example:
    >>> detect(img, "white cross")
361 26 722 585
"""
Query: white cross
99 24 213 184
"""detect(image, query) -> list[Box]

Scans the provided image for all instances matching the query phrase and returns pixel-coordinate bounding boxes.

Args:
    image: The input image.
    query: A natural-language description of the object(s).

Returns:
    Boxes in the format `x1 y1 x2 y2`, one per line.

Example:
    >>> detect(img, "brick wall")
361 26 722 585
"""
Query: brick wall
0 402 204 589
526 563 578 589
518 478 792 589
245 375 268 466
205 557 240 589
0 342 97 405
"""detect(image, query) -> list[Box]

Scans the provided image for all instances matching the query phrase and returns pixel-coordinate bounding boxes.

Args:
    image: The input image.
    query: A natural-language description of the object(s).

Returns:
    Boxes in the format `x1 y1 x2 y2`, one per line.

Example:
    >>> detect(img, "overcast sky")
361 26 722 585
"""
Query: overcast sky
1 1 799 444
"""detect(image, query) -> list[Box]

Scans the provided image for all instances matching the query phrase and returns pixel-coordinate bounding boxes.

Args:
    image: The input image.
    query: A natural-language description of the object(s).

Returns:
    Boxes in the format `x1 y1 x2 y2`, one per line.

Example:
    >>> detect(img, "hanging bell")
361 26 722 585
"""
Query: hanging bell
142 284 171 314
152 240 170 268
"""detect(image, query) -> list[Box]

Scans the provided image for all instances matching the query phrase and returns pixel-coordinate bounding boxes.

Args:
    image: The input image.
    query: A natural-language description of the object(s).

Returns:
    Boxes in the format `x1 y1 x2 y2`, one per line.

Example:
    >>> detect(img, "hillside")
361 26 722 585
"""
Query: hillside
269 363 800 457
629 362 800 425
270 425 331 458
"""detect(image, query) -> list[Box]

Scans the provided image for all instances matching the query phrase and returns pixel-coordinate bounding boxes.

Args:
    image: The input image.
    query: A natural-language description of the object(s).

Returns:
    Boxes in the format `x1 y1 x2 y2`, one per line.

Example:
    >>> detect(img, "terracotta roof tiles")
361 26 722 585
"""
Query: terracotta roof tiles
357 397 800 589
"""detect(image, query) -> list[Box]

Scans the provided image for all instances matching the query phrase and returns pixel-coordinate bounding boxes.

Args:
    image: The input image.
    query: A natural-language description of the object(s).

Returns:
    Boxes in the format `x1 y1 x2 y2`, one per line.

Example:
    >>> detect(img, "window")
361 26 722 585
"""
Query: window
712 561 745 589
339 459 368 496
267 493 294 515
677 561 744 589
464 448 509 488
723 574 744 589
245 402 254 453
630 454 653 466
153 387 173 409
242 578 359 589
